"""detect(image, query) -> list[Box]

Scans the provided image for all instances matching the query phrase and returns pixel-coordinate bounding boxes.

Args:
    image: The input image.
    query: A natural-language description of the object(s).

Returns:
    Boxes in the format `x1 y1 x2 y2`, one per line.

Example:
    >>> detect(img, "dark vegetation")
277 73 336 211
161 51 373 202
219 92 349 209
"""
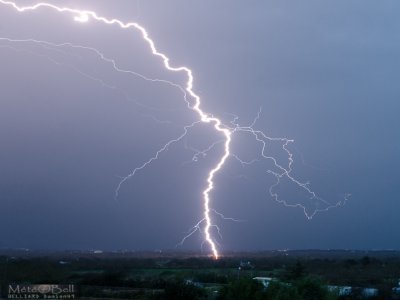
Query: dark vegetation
1 250 400 299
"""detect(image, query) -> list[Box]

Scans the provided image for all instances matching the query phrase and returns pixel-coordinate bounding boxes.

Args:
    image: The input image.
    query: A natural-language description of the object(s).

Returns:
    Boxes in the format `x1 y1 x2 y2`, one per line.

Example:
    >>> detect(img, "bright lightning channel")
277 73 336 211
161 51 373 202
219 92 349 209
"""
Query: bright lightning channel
0 36 243 254
0 0 348 259
0 0 230 259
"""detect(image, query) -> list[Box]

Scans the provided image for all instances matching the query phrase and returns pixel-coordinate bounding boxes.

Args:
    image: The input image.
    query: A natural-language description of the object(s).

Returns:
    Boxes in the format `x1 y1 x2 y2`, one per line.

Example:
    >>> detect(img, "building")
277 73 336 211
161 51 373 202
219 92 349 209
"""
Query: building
253 277 274 288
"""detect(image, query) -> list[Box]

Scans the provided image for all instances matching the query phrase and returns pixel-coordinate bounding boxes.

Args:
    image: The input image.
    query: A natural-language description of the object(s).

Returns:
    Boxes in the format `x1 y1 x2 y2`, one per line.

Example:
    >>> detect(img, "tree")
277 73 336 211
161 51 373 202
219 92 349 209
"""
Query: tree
216 278 266 300
266 281 302 300
285 261 306 280
360 256 371 267
161 280 206 300
266 277 337 300
296 276 334 300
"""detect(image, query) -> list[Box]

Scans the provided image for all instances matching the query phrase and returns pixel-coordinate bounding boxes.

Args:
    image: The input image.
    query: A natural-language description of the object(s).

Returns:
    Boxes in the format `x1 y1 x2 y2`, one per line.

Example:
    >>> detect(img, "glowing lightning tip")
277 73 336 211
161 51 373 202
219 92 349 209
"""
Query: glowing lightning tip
74 13 89 23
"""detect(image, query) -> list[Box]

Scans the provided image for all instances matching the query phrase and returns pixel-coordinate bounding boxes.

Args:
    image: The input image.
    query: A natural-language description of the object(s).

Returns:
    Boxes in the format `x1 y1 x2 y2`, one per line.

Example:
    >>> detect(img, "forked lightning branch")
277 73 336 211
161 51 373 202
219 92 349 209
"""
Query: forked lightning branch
0 0 347 259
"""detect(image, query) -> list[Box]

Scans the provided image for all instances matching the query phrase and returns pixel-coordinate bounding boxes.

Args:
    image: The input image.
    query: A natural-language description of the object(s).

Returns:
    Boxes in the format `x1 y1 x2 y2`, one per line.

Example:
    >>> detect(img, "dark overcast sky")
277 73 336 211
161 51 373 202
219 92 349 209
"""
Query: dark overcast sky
0 0 399 253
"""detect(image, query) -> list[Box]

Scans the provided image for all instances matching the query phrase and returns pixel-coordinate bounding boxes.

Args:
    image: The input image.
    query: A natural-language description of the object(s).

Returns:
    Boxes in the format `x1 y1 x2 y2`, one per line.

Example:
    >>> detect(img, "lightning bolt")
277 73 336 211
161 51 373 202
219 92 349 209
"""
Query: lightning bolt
0 37 182 125
0 0 229 259
0 37 190 111
0 0 348 259
114 121 201 200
